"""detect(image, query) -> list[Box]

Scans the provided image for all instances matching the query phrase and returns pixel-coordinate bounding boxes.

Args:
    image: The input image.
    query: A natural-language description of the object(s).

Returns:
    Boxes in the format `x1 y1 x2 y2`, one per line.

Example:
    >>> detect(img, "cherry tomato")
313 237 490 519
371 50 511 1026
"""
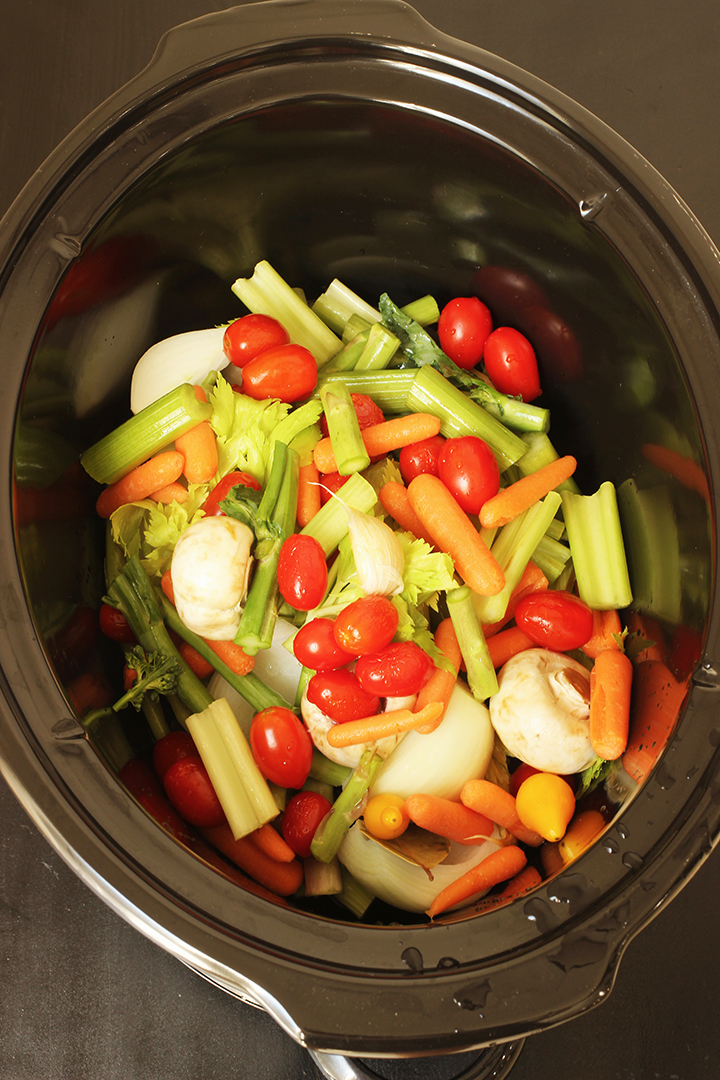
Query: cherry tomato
223 313 289 368
241 343 317 402
363 793 409 840
437 436 500 515
355 641 434 697
98 602 136 643
292 617 355 670
282 790 333 858
438 296 493 370
250 707 313 789
522 305 583 384
319 471 350 505
515 772 576 843
333 594 399 656
162 755 226 828
277 534 328 611
399 434 446 484
201 470 261 516
483 326 542 402
319 392 384 436
119 758 198 846
515 589 594 652
306 669 380 722
152 731 197 782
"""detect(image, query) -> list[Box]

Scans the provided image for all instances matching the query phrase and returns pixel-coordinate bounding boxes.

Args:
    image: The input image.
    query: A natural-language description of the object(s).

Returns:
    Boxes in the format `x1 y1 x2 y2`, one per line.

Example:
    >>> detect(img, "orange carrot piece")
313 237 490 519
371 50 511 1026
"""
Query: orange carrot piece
460 778 544 847
175 419 218 484
247 822 297 864
201 822 303 896
582 608 623 659
479 455 577 529
407 473 505 596
413 618 462 734
482 559 549 637
161 569 175 602
641 443 710 501
313 413 442 474
487 625 536 670
621 659 690 783
379 481 437 546
473 863 543 912
151 481 189 504
297 461 322 527
325 701 443 748
590 647 634 760
404 793 494 845
178 639 214 680
427 844 527 919
96 450 185 518
204 637 255 677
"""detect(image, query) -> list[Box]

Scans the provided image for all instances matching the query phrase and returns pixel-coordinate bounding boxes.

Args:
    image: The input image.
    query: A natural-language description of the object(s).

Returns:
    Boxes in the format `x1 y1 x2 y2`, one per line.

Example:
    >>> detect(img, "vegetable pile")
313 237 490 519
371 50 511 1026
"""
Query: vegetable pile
74 258 681 920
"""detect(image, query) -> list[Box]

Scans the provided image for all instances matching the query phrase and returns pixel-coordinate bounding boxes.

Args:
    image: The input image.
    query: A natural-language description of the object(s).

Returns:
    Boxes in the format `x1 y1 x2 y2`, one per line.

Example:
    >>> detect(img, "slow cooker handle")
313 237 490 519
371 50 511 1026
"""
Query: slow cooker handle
309 1041 525 1080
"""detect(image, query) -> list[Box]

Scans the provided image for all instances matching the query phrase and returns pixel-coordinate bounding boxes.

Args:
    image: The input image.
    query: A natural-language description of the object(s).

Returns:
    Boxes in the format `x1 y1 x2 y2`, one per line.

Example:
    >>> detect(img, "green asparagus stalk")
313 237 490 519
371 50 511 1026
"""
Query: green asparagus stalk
311 749 383 864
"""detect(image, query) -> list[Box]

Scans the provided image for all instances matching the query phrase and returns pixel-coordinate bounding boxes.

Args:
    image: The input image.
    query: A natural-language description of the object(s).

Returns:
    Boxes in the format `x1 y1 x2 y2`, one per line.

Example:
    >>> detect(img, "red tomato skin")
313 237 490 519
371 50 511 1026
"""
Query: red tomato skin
250 707 314 789
320 472 350 505
292 617 355 670
152 731 197 782
162 756 226 828
508 762 540 798
483 326 542 402
277 534 328 611
438 296 493 370
437 436 500 516
514 590 594 652
99 602 136 643
333 595 399 656
202 470 261 516
399 434 446 484
319 393 384 436
223 313 289 368
307 669 381 722
355 641 434 697
241 344 317 402
282 790 333 858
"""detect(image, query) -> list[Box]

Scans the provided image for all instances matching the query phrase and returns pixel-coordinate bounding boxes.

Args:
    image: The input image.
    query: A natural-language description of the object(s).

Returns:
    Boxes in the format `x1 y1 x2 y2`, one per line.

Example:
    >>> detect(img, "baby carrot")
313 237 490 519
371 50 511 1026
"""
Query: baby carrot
175 419 218 484
247 822 297 864
204 637 255 677
426 844 527 919
413 617 461 733
201 822 303 896
151 481 189 504
486 625 536 669
313 413 442 473
590 648 633 760
407 474 505 596
404 793 493 845
178 639 214 680
297 461 322 527
473 864 543 912
479 455 577 529
96 450 185 518
325 701 443 748
460 778 544 847
622 659 690 782
379 481 437 547
582 608 623 659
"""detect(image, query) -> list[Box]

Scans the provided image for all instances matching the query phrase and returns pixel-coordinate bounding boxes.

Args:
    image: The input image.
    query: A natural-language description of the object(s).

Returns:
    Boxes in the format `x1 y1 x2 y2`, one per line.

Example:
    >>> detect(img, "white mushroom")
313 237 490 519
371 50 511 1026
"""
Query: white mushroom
300 691 415 770
170 515 254 640
489 648 595 775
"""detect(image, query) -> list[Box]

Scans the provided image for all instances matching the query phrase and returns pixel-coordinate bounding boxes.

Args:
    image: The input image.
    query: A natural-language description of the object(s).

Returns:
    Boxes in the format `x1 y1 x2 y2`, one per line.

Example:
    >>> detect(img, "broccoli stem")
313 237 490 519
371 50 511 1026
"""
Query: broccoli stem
310 749 382 864
320 381 370 475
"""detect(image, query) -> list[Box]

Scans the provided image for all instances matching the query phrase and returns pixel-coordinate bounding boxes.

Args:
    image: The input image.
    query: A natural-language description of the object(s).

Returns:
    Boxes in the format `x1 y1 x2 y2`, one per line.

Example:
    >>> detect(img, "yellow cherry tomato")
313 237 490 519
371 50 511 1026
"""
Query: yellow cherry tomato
364 793 409 840
515 772 576 843
558 809 606 864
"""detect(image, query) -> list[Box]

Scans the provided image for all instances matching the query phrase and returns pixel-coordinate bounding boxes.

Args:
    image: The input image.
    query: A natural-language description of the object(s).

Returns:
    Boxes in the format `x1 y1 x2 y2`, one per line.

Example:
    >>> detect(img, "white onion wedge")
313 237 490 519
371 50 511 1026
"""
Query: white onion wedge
130 325 227 413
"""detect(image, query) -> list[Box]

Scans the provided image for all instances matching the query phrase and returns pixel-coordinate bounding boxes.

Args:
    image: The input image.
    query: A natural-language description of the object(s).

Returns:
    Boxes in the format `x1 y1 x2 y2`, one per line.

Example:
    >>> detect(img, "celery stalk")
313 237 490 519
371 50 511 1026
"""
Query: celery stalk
336 865 375 918
354 322 400 370
314 370 415 413
320 382 371 475
321 332 369 374
518 432 581 494
343 314 372 343
300 472 377 555
309 748 351 788
81 383 212 485
401 294 439 326
562 482 633 610
312 279 382 332
187 697 278 839
232 261 342 366
447 586 498 700
531 533 572 583
311 749 382 864
303 856 343 897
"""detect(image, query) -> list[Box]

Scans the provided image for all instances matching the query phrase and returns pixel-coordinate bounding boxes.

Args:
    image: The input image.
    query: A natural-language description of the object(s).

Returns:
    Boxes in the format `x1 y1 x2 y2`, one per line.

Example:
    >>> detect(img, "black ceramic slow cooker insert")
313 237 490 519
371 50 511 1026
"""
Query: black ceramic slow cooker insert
0 1 719 1074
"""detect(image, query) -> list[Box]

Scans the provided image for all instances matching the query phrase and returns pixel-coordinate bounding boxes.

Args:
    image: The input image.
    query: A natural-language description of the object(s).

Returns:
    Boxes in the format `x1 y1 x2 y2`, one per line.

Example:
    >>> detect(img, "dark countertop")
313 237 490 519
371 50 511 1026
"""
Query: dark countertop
1 3 720 1079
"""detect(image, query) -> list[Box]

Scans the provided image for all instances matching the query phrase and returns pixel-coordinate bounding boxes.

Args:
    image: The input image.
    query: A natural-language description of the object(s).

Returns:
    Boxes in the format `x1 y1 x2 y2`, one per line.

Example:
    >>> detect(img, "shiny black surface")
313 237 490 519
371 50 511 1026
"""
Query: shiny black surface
2 2 720 1078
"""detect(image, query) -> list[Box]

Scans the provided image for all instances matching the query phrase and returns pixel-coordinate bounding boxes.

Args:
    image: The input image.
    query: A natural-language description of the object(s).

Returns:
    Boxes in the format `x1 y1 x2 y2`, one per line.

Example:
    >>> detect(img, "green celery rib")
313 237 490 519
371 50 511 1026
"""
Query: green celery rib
314 370 415 413
354 322 400 370
518 432 581 494
312 279 382 333
531 534 572 584
232 260 342 366
447 586 498 700
309 748 351 788
321 332 369 374
300 472 377 555
562 482 633 610
401 294 439 326
81 383 212 485
320 382 371 475
336 865 375 918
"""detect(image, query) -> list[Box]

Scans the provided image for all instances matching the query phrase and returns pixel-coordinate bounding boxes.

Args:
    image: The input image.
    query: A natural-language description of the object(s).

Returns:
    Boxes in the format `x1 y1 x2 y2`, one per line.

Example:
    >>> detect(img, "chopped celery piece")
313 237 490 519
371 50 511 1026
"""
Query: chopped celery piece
289 423 322 468
616 479 680 623
311 749 382 864
320 382 371 475
81 383 212 485
531 534 572 583
474 491 563 625
354 322 400 370
401 294 439 326
300 472 377 555
303 856 343 897
406 366 527 470
315 370 415 414
518 432 581 494
312 278 382 333
187 697 278 839
447 586 498 701
336 865 375 918
343 314 372 343
232 260 342 366
562 482 633 610
321 332 369 374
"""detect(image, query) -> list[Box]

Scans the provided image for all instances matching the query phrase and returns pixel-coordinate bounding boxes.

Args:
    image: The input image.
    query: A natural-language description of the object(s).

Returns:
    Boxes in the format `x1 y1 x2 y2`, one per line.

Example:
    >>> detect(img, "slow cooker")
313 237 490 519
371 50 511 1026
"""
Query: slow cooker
1 3 720 1079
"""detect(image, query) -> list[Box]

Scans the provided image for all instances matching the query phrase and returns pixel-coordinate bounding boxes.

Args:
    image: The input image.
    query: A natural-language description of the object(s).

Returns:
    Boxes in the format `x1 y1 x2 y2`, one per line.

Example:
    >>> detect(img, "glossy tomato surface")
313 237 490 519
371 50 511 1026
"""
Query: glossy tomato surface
277 534 328 611
292 617 355 670
438 296 493 370
249 707 313 789
399 434 446 484
240 343 317 402
201 470 261 516
152 731 197 782
515 589 594 651
319 471 350 505
333 594 399 655
99 602 136 643
437 435 500 515
355 641 434 697
483 326 542 402
319 392 384 436
162 756 226 828
306 668 380 722
223 313 289 368
282 790 332 858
